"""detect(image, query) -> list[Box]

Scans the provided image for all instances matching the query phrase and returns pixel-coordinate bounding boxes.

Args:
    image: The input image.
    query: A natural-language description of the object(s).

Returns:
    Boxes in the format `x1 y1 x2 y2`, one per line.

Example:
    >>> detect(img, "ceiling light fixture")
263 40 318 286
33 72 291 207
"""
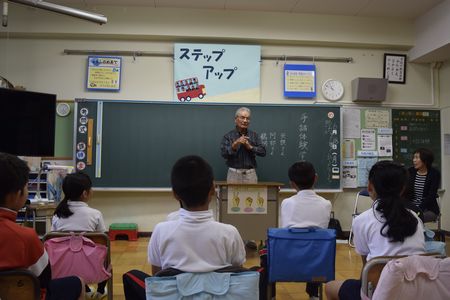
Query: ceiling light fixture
9 0 107 25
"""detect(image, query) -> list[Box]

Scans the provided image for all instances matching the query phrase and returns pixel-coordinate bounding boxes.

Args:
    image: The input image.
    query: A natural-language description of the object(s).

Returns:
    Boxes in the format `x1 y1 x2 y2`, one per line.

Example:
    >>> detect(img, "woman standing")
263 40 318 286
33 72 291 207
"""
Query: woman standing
406 148 441 223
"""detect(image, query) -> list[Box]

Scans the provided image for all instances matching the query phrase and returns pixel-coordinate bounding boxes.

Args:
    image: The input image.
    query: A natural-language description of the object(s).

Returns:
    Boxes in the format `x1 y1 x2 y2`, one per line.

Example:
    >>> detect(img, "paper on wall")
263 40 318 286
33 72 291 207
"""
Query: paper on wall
378 135 393 157
343 108 361 138
343 166 358 188
365 109 390 128
357 157 378 187
361 129 376 150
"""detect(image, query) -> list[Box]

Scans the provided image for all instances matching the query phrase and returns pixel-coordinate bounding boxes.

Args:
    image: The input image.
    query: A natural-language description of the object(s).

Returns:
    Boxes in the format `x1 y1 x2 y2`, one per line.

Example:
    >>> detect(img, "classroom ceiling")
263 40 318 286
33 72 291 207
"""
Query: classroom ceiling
50 0 444 20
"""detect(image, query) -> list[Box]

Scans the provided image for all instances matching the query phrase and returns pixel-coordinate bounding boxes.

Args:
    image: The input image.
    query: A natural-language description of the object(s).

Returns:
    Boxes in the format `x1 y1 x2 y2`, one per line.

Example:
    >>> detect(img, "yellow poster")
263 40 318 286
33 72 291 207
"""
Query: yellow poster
87 56 121 91
285 70 315 92
284 64 316 98
227 186 268 214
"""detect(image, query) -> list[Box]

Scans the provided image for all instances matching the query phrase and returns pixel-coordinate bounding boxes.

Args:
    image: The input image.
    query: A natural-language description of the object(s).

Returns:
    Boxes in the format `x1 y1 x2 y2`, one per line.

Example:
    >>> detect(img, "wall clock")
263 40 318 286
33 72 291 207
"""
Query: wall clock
56 103 71 117
322 79 344 101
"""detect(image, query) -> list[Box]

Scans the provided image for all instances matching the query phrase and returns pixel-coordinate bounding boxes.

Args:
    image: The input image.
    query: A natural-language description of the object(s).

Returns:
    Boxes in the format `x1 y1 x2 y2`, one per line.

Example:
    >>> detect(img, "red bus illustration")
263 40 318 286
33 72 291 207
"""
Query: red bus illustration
175 77 206 101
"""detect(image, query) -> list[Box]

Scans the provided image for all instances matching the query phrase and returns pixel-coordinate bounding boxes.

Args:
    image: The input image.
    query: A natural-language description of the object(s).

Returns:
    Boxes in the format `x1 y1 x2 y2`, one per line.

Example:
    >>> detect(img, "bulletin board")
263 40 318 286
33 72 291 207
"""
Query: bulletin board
343 107 441 188
342 107 392 188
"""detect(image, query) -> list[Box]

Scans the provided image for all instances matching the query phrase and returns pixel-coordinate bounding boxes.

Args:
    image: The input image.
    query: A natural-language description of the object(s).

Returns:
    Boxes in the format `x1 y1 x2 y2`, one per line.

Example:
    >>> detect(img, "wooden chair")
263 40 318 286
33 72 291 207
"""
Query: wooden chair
0 269 40 300
43 231 113 300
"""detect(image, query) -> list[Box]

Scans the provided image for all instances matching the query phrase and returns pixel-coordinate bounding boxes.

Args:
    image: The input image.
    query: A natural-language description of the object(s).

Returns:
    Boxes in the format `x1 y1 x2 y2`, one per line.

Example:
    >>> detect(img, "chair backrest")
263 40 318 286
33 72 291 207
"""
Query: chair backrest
145 271 260 300
353 189 371 216
370 255 450 300
349 190 373 247
42 231 113 300
267 227 336 283
0 269 40 300
360 253 442 299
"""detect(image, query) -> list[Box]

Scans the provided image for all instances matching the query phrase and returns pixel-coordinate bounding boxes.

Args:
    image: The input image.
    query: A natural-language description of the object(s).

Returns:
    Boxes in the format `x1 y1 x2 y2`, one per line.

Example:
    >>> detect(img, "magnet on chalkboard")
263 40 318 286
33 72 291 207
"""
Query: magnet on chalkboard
80 108 89 116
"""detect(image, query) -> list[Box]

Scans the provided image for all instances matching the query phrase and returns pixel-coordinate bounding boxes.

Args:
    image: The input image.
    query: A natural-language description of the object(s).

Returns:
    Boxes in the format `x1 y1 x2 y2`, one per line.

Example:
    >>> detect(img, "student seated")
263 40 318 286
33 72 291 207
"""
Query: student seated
51 172 108 299
280 161 332 300
0 152 84 300
325 161 425 300
122 155 246 300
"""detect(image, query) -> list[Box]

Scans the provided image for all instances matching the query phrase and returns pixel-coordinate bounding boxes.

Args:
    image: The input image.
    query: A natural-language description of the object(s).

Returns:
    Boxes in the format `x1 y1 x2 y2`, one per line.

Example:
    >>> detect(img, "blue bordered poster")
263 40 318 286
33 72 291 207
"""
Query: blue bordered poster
174 43 261 102
284 64 316 98
86 56 122 91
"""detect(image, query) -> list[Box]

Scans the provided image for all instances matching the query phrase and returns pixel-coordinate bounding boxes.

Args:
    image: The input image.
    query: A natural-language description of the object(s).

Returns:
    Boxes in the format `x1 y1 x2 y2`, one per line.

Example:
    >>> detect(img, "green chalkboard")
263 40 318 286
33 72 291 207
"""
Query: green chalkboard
75 100 341 189
392 109 441 171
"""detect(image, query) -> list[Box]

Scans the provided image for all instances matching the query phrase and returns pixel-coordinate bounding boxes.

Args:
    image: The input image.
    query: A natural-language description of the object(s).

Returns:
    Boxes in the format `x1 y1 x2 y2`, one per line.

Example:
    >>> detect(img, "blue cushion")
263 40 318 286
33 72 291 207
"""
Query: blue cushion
145 271 259 299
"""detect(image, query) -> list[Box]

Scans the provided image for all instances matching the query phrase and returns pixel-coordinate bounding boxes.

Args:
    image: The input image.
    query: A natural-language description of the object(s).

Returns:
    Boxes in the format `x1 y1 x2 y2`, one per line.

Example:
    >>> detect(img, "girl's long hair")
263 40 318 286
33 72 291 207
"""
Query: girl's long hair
370 161 418 242
53 172 92 219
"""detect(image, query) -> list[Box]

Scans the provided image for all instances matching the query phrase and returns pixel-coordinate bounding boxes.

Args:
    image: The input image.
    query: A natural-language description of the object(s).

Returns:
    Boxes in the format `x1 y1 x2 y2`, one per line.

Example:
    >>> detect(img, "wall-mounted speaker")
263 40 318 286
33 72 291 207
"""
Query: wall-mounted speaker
351 77 388 102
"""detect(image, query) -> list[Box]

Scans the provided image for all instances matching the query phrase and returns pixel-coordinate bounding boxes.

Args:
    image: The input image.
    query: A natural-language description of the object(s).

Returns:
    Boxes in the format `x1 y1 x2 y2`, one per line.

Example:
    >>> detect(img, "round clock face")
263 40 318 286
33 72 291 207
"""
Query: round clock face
322 79 344 101
56 103 71 117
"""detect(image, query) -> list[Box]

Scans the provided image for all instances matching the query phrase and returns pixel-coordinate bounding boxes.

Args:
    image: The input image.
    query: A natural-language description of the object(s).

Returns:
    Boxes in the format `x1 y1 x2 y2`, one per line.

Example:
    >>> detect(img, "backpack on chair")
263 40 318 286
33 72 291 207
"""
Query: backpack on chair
44 233 111 284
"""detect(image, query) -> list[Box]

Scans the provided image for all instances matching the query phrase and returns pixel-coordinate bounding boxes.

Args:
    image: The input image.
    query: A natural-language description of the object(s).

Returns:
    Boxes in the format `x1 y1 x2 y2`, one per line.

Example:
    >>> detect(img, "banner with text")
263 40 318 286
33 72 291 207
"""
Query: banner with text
174 43 261 102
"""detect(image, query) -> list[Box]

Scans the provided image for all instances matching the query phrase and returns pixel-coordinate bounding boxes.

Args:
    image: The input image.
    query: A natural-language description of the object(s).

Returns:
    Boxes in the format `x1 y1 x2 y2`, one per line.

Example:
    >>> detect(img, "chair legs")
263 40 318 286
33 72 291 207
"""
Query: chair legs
266 282 325 300
437 214 445 242
265 282 277 300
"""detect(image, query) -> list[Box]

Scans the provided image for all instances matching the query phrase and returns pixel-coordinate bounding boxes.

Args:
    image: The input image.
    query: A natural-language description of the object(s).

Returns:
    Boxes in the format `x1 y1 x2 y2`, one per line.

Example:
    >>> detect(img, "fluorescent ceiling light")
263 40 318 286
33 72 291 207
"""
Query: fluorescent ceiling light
9 0 107 24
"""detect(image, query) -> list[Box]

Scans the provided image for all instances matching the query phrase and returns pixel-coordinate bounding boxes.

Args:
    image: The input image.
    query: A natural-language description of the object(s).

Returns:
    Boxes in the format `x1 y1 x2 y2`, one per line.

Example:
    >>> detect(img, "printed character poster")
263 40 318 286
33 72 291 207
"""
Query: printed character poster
227 186 268 214
174 43 261 102
87 56 121 91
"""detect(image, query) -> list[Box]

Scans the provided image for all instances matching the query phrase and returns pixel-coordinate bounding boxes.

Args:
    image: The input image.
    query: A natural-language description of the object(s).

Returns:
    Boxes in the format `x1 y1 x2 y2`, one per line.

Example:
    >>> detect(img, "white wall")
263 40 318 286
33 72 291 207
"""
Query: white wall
0 40 432 105
0 5 443 232
410 0 450 62
2 5 414 47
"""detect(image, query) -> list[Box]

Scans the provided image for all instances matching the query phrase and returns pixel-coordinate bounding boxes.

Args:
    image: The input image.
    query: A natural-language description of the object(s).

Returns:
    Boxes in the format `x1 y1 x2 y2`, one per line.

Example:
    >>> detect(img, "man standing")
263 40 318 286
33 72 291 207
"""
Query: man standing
221 107 266 183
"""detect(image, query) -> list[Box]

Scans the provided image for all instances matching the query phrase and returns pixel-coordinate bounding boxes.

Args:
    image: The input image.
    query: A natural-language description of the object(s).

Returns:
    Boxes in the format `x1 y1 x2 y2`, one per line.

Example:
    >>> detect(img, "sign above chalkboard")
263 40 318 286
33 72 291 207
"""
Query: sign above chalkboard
86 56 122 91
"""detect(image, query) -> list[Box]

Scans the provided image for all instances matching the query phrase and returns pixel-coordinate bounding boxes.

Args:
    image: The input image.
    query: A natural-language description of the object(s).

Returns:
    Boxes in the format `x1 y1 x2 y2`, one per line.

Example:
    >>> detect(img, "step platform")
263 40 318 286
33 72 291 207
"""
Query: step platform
108 223 138 241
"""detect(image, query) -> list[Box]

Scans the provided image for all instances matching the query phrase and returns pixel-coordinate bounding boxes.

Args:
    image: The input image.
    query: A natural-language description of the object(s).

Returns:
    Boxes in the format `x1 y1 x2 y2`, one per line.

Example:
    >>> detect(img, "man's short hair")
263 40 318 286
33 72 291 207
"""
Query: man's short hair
288 161 316 190
171 155 214 209
0 153 30 205
235 107 251 118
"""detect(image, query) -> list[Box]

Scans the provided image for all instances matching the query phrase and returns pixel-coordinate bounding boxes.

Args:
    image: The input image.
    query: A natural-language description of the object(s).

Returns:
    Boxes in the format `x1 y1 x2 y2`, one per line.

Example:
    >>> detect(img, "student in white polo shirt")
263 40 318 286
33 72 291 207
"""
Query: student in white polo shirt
280 161 332 300
52 172 107 299
122 155 246 300
325 161 425 300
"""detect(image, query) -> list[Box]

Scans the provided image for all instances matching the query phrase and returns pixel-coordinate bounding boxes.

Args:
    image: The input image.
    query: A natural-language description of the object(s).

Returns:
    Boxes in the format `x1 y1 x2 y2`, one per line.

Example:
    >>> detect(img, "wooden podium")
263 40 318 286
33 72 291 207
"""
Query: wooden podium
215 181 283 241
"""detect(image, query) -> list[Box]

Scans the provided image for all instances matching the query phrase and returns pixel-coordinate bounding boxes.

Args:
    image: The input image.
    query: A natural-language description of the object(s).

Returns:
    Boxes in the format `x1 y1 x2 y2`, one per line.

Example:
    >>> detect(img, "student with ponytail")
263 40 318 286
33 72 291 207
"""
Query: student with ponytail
51 172 107 299
325 161 425 300
52 172 105 232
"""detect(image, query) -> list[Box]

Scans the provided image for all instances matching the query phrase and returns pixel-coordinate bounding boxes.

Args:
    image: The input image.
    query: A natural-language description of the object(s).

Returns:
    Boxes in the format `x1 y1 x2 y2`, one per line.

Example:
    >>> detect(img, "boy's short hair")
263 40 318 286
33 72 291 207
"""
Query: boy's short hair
288 161 316 190
171 155 214 208
0 152 30 205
